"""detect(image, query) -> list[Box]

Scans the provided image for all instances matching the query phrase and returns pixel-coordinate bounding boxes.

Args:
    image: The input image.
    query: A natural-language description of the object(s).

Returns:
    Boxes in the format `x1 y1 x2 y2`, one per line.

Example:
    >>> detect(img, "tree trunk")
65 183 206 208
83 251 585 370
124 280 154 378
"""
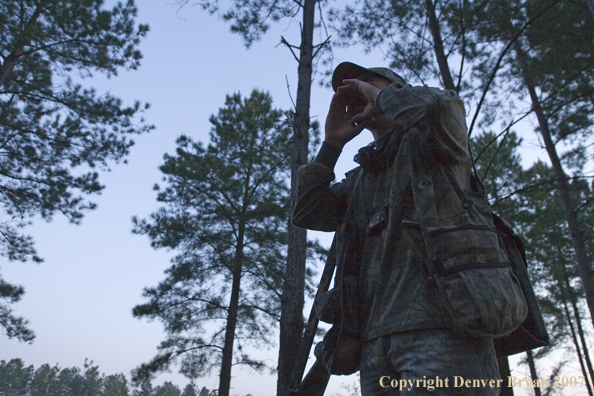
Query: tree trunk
498 357 514 396
573 299 594 388
277 1 316 395
219 164 252 396
561 258 594 384
425 0 456 91
514 42 594 330
587 0 594 20
218 225 245 396
0 4 44 88
526 350 542 396
551 244 594 395
561 297 594 396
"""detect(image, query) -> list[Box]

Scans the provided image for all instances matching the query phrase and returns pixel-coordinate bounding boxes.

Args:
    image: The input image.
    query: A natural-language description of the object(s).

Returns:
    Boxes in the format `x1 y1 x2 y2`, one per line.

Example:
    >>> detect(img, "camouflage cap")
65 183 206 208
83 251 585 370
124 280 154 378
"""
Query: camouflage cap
331 62 407 92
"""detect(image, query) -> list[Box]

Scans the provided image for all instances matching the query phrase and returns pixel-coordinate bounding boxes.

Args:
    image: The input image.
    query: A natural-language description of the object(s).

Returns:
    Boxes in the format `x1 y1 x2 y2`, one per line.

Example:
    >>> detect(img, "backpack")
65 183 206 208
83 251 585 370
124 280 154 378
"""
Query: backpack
492 214 549 357
407 130 549 350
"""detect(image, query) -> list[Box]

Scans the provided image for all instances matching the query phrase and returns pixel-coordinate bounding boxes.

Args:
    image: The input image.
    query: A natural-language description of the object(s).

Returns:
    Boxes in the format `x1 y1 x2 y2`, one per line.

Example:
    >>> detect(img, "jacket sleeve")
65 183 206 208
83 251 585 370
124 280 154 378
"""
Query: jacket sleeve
291 142 355 232
376 84 468 164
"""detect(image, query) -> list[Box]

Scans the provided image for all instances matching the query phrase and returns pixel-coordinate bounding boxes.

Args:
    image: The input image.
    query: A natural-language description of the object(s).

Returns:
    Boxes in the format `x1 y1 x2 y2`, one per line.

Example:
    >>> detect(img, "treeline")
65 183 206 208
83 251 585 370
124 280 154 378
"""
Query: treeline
0 359 214 396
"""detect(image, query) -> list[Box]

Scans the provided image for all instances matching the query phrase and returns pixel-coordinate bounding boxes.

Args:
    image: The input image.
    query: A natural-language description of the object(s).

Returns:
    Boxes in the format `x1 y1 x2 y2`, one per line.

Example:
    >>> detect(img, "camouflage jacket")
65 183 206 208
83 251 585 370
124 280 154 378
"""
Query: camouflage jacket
292 83 472 342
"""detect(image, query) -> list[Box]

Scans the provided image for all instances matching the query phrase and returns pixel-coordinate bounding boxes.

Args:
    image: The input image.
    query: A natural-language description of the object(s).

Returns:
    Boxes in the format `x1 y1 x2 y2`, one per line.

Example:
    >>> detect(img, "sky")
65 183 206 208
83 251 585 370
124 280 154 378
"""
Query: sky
0 1 574 396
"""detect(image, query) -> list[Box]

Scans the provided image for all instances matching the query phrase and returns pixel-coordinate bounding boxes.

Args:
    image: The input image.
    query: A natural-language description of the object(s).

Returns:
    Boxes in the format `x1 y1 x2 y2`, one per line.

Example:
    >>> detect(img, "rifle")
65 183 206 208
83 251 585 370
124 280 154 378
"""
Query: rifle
287 239 337 396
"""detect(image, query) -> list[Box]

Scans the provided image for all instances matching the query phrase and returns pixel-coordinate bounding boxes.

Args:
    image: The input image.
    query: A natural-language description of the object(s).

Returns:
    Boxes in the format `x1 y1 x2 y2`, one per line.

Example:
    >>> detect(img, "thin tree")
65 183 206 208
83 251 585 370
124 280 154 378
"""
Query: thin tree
515 159 594 390
171 2 332 394
560 254 594 385
132 90 293 396
561 297 593 395
526 350 543 396
513 37 594 326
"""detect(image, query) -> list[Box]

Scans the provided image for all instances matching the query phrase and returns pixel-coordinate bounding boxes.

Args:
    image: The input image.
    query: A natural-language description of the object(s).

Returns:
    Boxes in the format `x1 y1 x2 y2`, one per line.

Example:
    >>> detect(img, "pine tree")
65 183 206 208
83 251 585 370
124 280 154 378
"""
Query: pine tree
470 0 594 328
132 90 297 396
0 0 151 342
170 3 331 392
472 127 594 384
0 358 130 396
180 383 197 396
153 382 181 396
517 160 594 389
103 374 130 396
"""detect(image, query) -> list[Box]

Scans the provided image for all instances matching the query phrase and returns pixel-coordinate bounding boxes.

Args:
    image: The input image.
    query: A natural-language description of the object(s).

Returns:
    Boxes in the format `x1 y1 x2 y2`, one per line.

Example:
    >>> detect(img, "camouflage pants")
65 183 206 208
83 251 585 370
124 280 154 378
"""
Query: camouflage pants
360 328 500 396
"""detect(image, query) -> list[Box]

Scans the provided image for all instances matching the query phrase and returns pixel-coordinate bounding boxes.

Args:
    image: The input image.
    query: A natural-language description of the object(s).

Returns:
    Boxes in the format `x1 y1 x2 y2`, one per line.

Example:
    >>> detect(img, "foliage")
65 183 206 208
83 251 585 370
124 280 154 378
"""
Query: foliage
470 0 594 143
328 0 455 86
0 358 128 396
0 359 213 396
470 130 526 219
471 0 594 342
131 90 322 392
329 0 594 140
175 0 302 48
169 3 332 395
520 161 594 340
471 129 594 378
152 382 183 396
0 0 151 342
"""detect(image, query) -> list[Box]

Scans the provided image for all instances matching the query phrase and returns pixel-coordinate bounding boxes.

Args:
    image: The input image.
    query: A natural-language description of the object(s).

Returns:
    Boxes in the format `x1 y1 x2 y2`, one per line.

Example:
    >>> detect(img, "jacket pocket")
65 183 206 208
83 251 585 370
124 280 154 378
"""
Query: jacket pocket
423 207 529 338
439 264 528 337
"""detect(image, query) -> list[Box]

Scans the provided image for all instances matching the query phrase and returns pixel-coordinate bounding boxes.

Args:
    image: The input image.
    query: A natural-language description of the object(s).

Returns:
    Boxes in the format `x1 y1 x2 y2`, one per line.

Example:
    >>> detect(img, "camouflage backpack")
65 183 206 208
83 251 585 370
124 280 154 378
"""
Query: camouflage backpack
407 129 548 349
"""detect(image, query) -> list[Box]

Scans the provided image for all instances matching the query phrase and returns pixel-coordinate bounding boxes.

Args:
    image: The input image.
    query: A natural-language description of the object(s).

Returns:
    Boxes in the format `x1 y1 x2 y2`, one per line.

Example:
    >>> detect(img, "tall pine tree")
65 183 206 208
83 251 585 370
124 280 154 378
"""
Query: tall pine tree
170 3 332 392
132 90 306 396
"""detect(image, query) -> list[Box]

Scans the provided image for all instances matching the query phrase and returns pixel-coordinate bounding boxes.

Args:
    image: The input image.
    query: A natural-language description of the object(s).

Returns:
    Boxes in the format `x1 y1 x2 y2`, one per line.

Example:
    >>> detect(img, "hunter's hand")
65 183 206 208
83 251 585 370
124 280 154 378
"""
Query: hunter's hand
338 79 382 127
324 88 366 149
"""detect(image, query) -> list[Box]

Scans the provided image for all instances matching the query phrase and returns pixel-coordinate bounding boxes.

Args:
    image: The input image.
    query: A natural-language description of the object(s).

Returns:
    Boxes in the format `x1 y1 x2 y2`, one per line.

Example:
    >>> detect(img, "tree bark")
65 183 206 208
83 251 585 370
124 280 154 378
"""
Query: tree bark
561 258 594 384
526 350 542 396
561 297 594 396
219 165 252 396
218 234 244 396
277 1 316 395
425 0 456 91
0 3 44 88
514 42 594 330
